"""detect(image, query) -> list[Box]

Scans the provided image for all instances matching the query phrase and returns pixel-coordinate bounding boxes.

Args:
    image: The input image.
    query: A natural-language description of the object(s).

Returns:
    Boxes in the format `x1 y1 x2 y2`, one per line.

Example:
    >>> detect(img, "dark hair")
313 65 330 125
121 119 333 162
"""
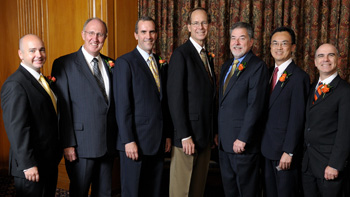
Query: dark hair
270 26 296 45
135 16 157 33
187 7 209 24
83 18 108 35
230 22 254 39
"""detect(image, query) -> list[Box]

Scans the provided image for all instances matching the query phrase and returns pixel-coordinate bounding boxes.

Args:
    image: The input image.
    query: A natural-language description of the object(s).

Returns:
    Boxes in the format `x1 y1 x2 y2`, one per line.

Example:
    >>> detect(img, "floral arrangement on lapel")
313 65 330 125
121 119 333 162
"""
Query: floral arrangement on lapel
320 83 332 98
207 52 215 62
159 56 168 69
279 71 292 87
104 59 115 72
236 62 246 76
45 76 56 85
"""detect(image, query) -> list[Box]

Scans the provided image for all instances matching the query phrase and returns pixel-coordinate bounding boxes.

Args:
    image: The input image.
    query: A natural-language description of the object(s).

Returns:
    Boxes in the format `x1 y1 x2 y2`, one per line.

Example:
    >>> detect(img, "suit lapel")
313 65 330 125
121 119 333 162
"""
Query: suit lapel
75 48 109 104
311 75 340 108
132 49 161 98
221 51 253 101
269 62 296 108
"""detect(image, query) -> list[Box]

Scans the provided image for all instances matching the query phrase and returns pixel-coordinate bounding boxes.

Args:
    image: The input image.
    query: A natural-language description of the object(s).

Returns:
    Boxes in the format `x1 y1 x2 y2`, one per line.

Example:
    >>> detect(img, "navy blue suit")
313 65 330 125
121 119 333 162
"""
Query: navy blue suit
114 48 171 197
302 75 350 197
218 50 269 196
51 48 117 196
261 61 310 197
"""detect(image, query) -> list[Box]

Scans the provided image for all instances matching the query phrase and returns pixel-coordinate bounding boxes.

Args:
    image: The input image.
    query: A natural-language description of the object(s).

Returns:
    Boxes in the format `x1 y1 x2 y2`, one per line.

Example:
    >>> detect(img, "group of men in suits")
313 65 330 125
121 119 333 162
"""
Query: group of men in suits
2 6 350 197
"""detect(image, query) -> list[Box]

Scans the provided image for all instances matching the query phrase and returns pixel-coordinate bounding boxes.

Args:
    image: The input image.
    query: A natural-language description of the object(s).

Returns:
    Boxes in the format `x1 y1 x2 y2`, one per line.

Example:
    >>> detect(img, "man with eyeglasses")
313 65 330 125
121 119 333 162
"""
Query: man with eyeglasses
215 22 268 196
51 18 117 196
167 7 216 197
261 27 310 197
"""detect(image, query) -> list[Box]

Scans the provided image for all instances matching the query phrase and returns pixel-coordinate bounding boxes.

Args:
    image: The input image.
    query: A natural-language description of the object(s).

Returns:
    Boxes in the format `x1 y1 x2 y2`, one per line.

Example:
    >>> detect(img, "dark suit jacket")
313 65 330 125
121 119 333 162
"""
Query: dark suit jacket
302 75 350 178
51 48 117 158
167 40 216 151
218 50 268 154
1 66 61 178
113 48 171 155
261 61 310 160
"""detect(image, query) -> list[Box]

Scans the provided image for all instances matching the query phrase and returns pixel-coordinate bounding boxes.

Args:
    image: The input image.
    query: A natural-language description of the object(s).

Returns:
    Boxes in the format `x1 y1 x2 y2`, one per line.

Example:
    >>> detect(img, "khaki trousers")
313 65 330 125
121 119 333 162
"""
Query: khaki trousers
169 145 211 197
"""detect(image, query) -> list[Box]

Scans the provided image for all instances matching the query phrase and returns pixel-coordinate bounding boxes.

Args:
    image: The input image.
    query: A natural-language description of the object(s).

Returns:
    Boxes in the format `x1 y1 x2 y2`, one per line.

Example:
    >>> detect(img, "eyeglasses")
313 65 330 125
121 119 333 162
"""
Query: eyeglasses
191 21 208 27
84 31 106 38
271 41 291 48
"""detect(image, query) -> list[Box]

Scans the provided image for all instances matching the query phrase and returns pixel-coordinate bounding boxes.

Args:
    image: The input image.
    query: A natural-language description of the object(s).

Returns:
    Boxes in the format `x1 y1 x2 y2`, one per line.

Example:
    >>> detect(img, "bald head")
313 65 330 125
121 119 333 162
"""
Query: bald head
314 43 340 80
18 34 46 73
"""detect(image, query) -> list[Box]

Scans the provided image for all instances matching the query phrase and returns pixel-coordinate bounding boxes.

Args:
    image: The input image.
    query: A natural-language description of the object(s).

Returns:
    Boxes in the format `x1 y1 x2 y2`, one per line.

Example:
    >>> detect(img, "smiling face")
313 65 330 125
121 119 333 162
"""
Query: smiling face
134 20 157 54
18 34 46 73
187 9 208 47
270 31 296 66
81 19 107 56
315 44 340 80
230 27 253 59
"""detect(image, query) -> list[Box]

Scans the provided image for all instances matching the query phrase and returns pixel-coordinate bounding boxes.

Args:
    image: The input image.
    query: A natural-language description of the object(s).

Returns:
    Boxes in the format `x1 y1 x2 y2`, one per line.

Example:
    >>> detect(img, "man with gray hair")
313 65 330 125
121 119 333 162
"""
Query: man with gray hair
51 18 117 196
215 22 269 196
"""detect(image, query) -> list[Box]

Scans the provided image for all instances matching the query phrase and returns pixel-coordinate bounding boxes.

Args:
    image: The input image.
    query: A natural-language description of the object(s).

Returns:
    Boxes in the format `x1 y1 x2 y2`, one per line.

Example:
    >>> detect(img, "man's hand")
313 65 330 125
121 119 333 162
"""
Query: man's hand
182 138 195 155
64 147 77 162
125 142 138 160
24 166 39 182
214 134 219 146
165 138 172 152
324 166 339 180
233 139 246 154
278 152 292 170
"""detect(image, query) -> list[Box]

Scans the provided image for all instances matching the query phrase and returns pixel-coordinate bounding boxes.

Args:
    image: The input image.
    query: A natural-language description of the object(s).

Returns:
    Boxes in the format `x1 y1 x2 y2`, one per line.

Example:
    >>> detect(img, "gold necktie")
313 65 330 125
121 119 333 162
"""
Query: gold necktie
148 56 160 92
223 59 239 94
200 49 212 83
39 75 57 113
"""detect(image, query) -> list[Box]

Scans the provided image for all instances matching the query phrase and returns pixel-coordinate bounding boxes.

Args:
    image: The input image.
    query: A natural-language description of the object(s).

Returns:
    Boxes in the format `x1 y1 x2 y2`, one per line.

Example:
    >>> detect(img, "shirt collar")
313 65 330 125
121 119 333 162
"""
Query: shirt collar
317 72 338 87
21 63 41 80
81 46 101 63
136 45 154 63
189 37 205 54
275 58 292 73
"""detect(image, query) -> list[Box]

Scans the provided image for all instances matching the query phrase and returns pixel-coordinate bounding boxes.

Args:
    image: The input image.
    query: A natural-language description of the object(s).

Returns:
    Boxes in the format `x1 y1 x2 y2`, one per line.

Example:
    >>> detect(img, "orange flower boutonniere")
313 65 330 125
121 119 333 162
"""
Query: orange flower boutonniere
279 71 292 87
159 56 168 68
46 76 56 85
207 52 215 62
105 59 115 72
321 83 332 98
236 62 246 76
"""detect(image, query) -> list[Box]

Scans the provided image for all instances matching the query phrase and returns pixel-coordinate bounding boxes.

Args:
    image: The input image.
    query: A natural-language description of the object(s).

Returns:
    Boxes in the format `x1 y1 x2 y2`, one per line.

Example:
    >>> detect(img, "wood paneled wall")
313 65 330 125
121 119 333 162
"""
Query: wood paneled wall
0 0 137 173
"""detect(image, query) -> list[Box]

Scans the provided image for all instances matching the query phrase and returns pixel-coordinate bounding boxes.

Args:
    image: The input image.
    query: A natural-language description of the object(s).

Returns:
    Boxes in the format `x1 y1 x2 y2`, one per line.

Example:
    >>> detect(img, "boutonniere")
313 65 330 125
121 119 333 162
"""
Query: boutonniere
159 56 168 68
207 52 215 62
321 83 332 98
279 71 292 87
236 62 246 76
46 76 56 85
104 59 115 71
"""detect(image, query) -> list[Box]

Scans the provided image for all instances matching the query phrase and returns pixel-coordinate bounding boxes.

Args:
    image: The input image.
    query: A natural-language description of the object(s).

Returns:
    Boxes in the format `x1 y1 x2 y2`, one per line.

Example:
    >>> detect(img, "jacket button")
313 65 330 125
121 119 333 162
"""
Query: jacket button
307 128 311 132
307 143 310 147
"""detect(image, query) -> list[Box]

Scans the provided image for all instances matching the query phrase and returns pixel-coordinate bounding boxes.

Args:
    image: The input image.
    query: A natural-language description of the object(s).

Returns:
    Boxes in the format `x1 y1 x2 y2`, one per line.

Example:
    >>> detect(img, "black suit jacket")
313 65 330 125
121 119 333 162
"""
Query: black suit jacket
1 66 61 178
51 48 117 158
218 51 268 153
113 48 171 155
302 75 350 178
261 61 310 160
167 40 216 151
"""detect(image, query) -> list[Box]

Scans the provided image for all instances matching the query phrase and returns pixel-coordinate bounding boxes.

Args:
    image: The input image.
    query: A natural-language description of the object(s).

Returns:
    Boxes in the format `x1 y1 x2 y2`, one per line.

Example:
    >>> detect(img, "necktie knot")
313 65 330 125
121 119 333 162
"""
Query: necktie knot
233 59 239 65
92 58 98 63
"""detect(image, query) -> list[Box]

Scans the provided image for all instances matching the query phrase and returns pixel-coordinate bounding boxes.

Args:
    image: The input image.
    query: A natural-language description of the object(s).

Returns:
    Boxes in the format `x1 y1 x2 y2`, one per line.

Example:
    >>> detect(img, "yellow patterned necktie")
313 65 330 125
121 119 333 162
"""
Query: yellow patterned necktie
148 56 160 92
223 59 239 94
39 75 57 113
200 49 213 83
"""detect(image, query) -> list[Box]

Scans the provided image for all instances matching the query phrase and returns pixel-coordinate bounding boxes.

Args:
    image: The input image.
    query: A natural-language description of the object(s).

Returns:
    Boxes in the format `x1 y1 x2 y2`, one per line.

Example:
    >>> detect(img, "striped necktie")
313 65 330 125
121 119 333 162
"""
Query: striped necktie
223 59 239 94
313 82 323 104
148 56 160 92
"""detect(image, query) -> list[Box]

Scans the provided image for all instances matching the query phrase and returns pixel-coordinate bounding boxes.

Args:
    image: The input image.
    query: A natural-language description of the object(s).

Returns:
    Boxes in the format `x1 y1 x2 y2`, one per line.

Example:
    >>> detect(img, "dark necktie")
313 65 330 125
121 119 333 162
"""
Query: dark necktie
200 49 212 83
92 58 108 102
313 82 323 104
223 59 239 94
270 67 279 93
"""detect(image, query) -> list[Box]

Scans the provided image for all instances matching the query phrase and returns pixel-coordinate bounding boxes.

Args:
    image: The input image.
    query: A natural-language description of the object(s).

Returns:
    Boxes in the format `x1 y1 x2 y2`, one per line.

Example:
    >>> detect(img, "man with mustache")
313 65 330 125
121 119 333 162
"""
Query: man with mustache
167 7 216 197
302 43 350 197
51 18 117 196
1 34 61 196
114 16 172 197
215 22 269 196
